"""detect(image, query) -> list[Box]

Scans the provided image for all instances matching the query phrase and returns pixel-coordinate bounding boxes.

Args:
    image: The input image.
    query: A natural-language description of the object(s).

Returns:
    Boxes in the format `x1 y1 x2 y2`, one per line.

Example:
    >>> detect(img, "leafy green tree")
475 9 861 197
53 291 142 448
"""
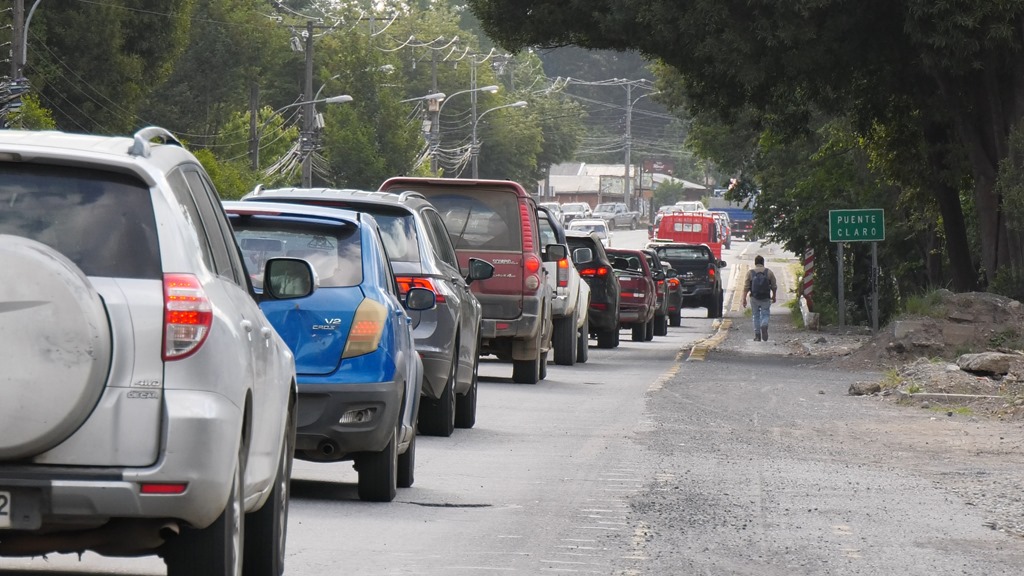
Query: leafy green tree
7 95 57 130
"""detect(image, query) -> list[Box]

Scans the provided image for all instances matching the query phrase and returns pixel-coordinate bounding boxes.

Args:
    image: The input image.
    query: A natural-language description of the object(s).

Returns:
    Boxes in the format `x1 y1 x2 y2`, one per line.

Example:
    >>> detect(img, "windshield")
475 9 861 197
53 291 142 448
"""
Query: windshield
568 222 608 237
594 203 616 211
563 204 586 213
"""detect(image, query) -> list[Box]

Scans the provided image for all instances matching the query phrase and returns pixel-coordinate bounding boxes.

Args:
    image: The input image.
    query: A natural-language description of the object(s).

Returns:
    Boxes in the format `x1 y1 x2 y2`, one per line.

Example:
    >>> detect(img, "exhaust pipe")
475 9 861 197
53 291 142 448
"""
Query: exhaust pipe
318 440 337 456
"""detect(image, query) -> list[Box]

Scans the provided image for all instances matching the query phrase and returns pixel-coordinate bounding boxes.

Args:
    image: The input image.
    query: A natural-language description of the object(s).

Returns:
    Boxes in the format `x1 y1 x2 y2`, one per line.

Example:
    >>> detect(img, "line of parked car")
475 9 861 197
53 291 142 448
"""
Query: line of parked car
0 127 726 575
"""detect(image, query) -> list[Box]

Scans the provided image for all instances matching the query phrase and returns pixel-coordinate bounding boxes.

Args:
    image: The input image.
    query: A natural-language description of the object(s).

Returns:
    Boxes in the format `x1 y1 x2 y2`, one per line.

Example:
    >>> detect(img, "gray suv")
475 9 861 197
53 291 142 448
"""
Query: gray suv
241 187 494 437
0 127 302 576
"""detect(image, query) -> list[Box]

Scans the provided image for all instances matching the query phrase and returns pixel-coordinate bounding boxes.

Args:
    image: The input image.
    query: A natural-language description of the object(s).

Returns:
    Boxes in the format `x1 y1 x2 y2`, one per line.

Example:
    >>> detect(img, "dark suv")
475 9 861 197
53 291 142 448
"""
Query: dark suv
642 249 670 336
565 230 620 348
240 187 494 437
380 177 560 384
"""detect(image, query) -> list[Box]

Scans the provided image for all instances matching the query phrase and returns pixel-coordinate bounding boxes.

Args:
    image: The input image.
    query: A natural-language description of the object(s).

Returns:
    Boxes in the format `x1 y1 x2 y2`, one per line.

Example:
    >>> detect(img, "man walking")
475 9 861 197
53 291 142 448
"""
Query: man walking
741 255 777 341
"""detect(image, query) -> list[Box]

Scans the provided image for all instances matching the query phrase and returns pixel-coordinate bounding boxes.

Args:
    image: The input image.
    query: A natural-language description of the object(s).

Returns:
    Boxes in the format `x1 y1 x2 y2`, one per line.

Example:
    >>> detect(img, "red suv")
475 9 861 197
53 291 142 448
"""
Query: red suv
606 248 658 342
380 177 558 384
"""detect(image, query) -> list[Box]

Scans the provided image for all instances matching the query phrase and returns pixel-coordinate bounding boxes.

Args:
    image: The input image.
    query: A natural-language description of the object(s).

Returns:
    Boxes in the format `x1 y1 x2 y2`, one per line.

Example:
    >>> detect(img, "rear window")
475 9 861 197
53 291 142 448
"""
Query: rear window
655 247 710 261
568 222 608 237
0 163 161 279
417 190 522 252
566 236 594 251
351 206 420 263
230 217 362 288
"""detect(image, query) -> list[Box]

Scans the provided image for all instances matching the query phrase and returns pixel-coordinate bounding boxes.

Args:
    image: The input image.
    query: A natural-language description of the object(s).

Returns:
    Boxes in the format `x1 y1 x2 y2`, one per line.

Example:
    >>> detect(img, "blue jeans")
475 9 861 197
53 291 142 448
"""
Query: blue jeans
751 297 771 332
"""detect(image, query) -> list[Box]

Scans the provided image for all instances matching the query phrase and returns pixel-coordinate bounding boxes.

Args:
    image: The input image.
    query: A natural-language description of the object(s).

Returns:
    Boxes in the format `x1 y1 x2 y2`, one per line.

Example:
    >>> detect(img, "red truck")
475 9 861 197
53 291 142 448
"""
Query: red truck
651 213 724 260
606 248 657 342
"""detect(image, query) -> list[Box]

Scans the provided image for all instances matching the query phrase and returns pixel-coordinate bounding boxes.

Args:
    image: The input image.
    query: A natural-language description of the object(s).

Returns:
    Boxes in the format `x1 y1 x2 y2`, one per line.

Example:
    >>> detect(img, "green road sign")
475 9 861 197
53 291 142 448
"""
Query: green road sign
829 209 885 242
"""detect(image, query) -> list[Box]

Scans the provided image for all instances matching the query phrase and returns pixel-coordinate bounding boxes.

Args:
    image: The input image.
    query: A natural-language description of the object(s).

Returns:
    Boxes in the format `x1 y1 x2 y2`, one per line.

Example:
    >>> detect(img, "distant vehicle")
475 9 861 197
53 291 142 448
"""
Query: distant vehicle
567 218 613 247
226 201 434 502
652 212 724 260
641 248 670 336
606 248 658 342
537 205 592 366
379 177 558 385
561 202 592 224
239 187 495 437
592 202 640 230
0 127 299 571
707 197 756 240
565 230 621 349
539 202 564 224
674 200 708 213
710 211 732 249
647 242 726 319
661 263 684 326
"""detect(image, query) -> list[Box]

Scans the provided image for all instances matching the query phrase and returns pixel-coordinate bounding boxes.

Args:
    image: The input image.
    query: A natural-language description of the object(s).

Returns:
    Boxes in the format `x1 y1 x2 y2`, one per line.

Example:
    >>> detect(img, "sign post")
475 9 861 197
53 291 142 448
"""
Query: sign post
829 209 885 332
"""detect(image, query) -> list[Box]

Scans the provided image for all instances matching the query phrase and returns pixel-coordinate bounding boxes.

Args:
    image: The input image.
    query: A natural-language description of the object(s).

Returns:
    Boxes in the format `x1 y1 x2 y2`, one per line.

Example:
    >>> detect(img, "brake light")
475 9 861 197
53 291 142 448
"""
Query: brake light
524 254 542 291
668 278 680 288
708 266 716 279
140 483 188 495
579 266 609 278
343 299 387 358
395 276 446 304
590 302 608 310
163 274 213 361
520 201 535 252
557 258 570 287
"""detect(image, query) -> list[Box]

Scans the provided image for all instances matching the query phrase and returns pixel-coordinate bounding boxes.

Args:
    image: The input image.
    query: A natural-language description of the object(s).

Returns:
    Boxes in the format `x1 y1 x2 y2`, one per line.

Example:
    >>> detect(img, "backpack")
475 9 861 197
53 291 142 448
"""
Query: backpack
751 269 771 299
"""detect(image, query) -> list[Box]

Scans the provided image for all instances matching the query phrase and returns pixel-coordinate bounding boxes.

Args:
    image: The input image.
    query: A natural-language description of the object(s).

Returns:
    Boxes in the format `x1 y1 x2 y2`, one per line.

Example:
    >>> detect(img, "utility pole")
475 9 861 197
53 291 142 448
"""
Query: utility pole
430 49 439 174
300 20 314 188
11 0 24 80
249 82 259 170
469 59 479 178
624 81 632 210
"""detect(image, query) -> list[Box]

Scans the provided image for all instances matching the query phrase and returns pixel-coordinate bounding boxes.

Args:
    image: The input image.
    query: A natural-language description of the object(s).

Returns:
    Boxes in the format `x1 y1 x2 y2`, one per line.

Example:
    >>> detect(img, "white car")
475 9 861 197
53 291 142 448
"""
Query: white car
674 200 709 213
567 218 613 248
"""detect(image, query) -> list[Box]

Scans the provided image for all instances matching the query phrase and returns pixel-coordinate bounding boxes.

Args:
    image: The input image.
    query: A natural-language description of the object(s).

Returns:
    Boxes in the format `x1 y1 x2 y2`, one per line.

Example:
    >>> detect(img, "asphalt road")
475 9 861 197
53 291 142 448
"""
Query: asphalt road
7 233 1024 575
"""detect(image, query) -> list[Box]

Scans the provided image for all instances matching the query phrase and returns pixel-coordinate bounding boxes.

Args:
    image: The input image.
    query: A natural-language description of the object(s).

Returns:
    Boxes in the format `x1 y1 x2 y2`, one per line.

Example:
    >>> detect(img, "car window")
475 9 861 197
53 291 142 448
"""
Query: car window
352 206 420 263
166 170 216 273
417 190 522 252
230 217 362 289
0 163 161 279
655 247 710 260
423 209 460 270
182 170 235 279
568 221 608 237
183 168 248 286
538 213 558 248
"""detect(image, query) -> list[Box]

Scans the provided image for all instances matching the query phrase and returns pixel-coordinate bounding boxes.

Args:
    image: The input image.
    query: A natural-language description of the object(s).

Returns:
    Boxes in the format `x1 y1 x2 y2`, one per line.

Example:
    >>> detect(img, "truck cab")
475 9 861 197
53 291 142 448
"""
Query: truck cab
652 213 724 259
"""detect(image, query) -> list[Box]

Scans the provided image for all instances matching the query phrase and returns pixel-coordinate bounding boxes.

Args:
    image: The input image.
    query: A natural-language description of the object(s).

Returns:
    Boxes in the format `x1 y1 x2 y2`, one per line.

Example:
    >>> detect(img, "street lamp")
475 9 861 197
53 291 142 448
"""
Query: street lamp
471 100 528 179
624 89 659 210
250 95 353 171
400 92 446 104
432 85 499 174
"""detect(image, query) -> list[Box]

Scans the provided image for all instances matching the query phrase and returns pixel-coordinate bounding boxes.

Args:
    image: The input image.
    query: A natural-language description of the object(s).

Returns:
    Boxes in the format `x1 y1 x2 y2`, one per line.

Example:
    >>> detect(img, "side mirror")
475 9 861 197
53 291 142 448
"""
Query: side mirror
264 258 316 299
545 243 567 262
572 247 594 265
466 258 495 284
652 270 666 281
666 269 679 279
719 260 727 268
405 287 436 311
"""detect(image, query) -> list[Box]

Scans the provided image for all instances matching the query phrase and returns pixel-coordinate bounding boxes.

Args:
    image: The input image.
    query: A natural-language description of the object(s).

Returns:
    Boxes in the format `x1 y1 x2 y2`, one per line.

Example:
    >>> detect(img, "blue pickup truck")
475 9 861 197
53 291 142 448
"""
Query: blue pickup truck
708 198 756 241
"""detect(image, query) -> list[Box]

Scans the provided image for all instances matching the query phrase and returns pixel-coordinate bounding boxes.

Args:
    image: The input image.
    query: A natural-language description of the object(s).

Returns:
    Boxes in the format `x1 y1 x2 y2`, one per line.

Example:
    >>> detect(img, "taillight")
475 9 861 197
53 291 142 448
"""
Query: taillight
708 266 716 280
590 302 608 310
579 266 609 278
343 298 387 358
395 276 446 304
557 258 570 288
524 254 542 291
163 274 213 361
519 201 535 252
668 278 680 289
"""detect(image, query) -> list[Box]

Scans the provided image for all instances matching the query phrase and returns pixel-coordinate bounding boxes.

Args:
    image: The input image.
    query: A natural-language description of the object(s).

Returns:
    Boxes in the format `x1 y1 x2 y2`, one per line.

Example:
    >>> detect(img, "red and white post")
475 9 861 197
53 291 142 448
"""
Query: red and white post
802 248 815 311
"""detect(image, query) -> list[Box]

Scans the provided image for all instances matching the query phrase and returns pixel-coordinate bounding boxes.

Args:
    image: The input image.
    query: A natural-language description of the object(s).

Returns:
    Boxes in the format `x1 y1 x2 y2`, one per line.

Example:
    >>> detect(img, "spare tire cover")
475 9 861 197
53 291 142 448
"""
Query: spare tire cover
0 235 112 459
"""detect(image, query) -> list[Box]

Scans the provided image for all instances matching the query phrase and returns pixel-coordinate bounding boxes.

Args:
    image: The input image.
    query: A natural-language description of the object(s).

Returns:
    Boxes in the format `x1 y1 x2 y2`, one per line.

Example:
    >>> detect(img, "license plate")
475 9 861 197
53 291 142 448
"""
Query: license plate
0 490 10 528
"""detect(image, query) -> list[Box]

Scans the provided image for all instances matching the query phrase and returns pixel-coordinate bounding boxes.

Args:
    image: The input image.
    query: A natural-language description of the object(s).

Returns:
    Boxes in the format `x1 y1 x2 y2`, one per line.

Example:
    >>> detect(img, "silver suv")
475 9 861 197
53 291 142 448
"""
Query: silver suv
0 127 301 576
241 187 495 437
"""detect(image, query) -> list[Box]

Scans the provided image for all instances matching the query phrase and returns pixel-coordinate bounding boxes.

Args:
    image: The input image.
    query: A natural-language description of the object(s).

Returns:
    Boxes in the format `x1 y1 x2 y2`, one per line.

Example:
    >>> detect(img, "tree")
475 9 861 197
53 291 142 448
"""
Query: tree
466 0 1022 290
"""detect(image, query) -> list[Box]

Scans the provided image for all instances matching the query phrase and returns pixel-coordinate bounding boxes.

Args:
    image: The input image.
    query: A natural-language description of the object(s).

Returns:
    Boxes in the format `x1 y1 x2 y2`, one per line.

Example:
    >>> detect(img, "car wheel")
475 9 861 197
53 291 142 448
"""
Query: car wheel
397 427 415 489
538 349 548 380
597 328 617 349
718 292 725 318
669 310 682 327
243 404 294 576
654 314 668 336
631 322 645 342
630 218 637 230
419 348 457 437
356 426 398 502
455 347 479 429
512 354 541 384
165 440 244 576
553 314 578 366
576 323 589 363
706 296 717 319
644 318 655 341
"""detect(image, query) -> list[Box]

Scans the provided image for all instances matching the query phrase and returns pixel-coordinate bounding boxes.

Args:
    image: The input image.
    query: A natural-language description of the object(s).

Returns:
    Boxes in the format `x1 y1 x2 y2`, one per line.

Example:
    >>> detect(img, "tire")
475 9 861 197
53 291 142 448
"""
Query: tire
597 328 617 349
654 314 668 336
397 429 415 489
631 323 645 342
706 296 717 319
630 218 637 230
512 354 541 384
455 346 479 429
669 310 681 327
356 426 397 502
718 292 725 318
576 323 589 363
165 442 244 576
539 349 548 380
644 318 655 341
419 349 457 437
553 314 577 366
243 406 294 576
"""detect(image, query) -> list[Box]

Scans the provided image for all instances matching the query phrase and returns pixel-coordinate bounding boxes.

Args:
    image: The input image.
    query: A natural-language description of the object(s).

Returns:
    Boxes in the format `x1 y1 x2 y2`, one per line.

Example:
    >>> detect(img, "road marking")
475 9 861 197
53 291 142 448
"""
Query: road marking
687 319 732 361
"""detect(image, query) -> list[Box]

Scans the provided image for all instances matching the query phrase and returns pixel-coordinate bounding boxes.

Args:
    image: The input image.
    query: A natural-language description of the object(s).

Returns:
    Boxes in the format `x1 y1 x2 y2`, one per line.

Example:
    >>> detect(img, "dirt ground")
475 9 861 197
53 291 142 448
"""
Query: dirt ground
781 290 1024 421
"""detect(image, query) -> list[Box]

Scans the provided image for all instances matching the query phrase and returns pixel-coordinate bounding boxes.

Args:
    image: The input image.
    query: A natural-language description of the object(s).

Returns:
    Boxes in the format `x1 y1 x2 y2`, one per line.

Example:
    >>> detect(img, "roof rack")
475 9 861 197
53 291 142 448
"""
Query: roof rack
397 191 426 202
129 127 182 158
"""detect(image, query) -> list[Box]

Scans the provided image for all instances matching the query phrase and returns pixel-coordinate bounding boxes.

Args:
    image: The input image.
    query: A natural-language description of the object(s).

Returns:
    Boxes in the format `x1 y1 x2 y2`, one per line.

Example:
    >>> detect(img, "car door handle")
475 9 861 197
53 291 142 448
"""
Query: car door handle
260 326 272 339
240 319 253 341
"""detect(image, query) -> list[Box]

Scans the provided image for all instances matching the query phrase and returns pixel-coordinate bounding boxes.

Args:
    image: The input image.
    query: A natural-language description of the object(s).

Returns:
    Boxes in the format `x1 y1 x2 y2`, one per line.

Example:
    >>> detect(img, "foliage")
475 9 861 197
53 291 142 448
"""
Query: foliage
901 291 947 318
7 95 57 130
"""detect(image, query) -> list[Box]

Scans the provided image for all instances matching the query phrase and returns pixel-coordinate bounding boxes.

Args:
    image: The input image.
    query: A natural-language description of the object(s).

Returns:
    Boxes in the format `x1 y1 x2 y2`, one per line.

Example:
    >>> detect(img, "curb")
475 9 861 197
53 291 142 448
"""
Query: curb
687 318 732 361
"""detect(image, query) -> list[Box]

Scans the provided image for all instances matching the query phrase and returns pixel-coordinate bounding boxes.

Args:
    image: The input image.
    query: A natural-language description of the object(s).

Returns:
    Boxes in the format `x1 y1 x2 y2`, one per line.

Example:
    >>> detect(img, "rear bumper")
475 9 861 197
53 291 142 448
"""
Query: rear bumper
479 294 543 342
294 381 402 459
618 305 652 325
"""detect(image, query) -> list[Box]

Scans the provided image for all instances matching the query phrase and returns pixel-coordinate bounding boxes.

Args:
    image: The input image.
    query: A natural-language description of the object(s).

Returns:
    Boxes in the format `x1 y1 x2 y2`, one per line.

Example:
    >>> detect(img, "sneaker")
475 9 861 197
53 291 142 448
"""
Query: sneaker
754 332 762 342
761 326 769 341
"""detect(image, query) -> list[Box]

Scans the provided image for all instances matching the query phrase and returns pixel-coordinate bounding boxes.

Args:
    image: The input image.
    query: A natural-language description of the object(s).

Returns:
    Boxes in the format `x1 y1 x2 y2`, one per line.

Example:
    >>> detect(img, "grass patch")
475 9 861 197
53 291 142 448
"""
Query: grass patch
880 368 902 390
902 290 947 318
989 328 1024 349
929 405 973 416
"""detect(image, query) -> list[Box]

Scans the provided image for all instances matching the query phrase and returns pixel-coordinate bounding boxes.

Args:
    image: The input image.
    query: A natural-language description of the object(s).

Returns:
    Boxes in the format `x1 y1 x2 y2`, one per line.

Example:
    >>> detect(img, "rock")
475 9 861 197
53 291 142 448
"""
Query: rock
946 310 975 323
945 364 960 372
957 352 1018 375
849 381 882 396
815 337 828 344
893 320 925 339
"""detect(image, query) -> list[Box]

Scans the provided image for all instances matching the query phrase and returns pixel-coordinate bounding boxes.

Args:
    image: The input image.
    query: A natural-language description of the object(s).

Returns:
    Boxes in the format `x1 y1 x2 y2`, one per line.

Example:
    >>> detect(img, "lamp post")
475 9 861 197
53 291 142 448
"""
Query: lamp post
624 89 659 210
250 95 353 171
471 100 528 179
432 85 499 174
